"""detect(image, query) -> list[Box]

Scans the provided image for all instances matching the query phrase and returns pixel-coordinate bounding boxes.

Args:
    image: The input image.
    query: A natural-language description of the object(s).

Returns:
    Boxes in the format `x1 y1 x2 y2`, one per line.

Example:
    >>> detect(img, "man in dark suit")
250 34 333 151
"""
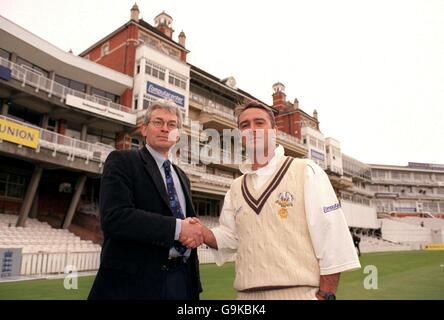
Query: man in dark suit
88 99 203 300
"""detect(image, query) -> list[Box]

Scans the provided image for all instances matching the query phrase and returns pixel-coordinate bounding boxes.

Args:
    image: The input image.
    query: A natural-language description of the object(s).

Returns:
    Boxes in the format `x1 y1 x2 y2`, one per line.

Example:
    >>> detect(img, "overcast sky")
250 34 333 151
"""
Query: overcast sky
1 0 443 166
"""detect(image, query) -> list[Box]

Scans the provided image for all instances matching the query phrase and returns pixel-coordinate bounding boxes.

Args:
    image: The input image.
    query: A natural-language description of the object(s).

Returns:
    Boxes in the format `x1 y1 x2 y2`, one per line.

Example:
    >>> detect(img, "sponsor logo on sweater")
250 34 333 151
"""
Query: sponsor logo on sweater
323 203 341 213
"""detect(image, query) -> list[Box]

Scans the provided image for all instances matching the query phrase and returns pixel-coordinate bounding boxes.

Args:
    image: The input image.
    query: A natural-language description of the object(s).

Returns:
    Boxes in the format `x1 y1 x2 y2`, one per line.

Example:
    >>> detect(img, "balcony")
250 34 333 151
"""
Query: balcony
176 161 233 195
371 177 441 187
329 175 353 190
182 117 204 139
327 165 344 176
1 115 114 167
0 57 135 125
349 185 375 198
190 92 237 130
276 131 308 158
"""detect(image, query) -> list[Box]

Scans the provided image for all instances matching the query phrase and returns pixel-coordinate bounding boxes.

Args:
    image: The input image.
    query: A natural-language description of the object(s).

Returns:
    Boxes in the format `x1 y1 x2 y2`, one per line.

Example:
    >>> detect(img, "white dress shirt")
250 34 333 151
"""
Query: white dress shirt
145 144 190 258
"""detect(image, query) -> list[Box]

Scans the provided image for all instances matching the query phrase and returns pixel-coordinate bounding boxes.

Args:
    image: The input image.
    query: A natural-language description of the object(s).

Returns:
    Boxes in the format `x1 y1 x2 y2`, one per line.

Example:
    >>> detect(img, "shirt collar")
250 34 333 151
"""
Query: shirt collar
145 143 171 170
239 145 285 176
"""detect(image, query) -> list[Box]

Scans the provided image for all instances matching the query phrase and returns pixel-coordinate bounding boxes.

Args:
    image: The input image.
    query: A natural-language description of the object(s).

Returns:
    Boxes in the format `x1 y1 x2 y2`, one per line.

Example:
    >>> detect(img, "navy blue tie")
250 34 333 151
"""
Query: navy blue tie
163 160 187 255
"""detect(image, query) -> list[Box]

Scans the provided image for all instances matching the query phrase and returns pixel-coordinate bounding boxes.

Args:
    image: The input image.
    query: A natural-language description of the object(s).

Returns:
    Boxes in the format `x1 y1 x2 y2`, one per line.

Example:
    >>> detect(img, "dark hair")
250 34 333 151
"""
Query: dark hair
234 100 276 128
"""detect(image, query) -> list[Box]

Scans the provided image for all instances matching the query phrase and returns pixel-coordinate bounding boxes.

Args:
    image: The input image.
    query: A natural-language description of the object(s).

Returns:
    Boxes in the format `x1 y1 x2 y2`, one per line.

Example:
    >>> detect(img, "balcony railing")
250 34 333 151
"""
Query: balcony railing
176 161 234 187
0 57 132 114
328 165 344 176
343 168 372 181
190 92 236 122
277 131 302 145
200 172 234 187
183 117 203 131
371 176 441 186
1 115 114 164
350 186 375 197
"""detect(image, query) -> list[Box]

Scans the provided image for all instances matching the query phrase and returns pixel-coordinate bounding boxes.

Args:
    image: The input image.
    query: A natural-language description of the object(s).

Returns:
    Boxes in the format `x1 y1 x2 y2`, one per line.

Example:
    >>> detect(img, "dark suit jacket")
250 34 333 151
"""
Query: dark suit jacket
88 147 202 300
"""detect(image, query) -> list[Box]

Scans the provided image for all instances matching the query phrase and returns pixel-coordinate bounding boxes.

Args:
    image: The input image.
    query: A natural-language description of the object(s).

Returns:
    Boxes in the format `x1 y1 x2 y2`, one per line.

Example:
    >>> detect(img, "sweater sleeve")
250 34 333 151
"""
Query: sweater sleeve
210 188 239 266
304 161 361 275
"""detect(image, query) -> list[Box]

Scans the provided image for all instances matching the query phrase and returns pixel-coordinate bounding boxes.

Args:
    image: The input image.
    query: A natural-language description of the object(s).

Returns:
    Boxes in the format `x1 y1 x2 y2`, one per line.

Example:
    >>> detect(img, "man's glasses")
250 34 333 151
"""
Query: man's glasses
148 119 178 130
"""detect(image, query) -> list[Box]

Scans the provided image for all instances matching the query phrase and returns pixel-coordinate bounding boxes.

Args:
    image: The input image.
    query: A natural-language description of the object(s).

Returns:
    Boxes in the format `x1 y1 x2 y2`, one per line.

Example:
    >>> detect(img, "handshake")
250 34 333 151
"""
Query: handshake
178 217 208 249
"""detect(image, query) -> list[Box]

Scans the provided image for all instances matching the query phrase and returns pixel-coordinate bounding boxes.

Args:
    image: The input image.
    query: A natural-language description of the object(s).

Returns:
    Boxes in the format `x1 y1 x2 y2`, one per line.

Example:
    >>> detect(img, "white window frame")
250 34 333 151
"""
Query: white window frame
145 60 166 81
168 71 187 90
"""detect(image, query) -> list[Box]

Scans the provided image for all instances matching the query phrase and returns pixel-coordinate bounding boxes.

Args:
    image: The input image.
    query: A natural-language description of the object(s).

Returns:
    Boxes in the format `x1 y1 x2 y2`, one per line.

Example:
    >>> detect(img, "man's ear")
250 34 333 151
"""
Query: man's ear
141 124 147 136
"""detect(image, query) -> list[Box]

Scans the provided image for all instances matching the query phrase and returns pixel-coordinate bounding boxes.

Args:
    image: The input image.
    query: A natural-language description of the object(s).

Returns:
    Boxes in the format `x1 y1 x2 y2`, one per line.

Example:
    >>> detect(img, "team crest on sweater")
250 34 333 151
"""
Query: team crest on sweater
275 191 294 219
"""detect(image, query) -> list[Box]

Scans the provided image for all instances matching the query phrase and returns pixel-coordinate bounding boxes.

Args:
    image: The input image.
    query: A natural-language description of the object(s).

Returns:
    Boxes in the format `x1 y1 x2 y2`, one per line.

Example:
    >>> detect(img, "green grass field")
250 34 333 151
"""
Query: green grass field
0 250 443 300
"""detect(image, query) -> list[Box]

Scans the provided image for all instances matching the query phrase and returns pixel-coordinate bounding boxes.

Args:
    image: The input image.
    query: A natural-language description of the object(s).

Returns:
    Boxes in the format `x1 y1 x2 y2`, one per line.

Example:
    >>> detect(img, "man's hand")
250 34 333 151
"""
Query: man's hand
179 218 204 248
181 218 218 249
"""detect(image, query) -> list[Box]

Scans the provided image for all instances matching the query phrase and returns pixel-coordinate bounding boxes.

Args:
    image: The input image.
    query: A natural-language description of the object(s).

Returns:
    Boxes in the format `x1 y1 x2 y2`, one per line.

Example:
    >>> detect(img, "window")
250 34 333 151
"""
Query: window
372 170 387 179
168 72 187 90
101 43 109 56
86 129 116 147
414 173 423 181
309 136 316 147
16 56 49 78
91 87 120 103
70 79 86 93
424 202 438 212
341 193 352 201
0 48 10 60
16 57 33 69
8 103 41 126
0 172 26 199
32 65 49 78
332 147 340 158
391 172 400 180
55 75 86 93
47 118 57 132
54 74 70 87
145 61 166 81
143 95 157 109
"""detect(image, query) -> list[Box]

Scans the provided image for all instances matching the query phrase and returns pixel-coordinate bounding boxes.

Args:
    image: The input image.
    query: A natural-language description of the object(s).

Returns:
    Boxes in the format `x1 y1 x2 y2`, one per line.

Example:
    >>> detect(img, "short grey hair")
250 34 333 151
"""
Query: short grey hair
144 98 183 128
234 100 276 128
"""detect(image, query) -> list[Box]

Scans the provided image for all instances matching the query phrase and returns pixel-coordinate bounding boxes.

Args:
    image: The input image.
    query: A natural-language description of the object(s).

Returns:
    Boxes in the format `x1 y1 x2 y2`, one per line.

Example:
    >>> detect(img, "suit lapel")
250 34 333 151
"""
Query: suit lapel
138 147 171 211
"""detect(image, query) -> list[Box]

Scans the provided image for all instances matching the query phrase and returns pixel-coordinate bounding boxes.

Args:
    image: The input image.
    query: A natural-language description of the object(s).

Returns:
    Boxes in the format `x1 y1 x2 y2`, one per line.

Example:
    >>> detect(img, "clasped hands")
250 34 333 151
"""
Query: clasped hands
179 217 206 249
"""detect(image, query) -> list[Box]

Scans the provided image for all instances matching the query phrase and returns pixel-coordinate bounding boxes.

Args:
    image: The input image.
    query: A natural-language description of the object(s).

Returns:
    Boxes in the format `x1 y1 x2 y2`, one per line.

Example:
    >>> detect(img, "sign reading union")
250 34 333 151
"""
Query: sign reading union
0 118 40 149
147 81 185 107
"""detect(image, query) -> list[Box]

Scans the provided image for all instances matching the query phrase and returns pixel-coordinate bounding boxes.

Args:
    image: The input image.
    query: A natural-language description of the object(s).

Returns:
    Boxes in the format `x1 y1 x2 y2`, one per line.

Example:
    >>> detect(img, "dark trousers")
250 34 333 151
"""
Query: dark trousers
161 262 193 300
